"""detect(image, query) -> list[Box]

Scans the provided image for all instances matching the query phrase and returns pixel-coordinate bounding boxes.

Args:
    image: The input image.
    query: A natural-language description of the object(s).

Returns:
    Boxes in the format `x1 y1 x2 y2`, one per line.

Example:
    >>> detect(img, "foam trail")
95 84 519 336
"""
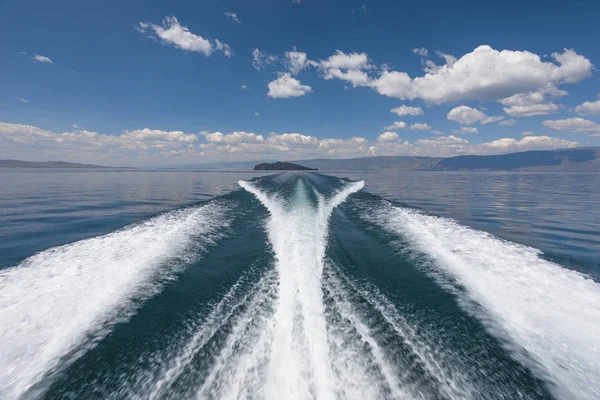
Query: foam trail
129 267 278 400
196 270 277 399
0 201 230 400
367 202 600 400
322 267 412 399
324 263 475 399
239 178 363 399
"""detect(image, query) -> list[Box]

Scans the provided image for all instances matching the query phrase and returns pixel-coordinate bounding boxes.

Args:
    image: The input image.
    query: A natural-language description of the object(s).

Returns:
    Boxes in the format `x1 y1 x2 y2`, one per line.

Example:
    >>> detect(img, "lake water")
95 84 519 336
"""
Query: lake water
0 169 598 399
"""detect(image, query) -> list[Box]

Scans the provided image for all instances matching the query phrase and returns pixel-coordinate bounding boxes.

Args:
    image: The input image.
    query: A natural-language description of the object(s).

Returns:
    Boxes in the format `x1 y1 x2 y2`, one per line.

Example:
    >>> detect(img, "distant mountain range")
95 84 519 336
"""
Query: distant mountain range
296 156 442 171
3 147 600 171
297 147 600 172
168 147 600 172
432 148 599 171
0 160 109 168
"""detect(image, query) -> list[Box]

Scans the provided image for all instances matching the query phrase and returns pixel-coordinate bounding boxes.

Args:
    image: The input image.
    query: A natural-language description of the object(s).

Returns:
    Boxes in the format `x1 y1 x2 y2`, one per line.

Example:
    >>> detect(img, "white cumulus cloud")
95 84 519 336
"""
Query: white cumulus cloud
285 49 318 74
384 121 408 131
271 46 593 123
267 73 312 98
473 135 577 153
500 85 565 117
203 131 264 144
575 100 600 115
32 54 53 64
413 135 577 157
542 118 600 136
319 50 372 87
447 105 504 125
506 103 560 117
268 133 319 147
137 16 232 57
0 122 202 166
372 46 592 104
410 123 431 131
377 131 400 142
315 46 591 106
123 128 198 143
452 127 479 134
447 106 487 125
390 105 423 116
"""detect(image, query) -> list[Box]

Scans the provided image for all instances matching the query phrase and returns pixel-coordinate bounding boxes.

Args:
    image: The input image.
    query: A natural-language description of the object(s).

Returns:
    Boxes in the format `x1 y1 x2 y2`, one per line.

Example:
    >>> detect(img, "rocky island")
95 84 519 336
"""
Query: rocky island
253 161 318 171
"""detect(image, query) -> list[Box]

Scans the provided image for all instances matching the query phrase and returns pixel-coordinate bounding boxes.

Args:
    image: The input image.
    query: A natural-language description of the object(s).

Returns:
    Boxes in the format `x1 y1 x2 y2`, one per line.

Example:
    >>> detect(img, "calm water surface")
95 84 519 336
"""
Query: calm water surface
1 169 597 271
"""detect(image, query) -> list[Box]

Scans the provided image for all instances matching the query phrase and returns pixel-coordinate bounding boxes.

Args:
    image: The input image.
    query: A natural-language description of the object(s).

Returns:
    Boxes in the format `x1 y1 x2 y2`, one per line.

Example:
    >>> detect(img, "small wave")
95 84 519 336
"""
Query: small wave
364 202 600 400
0 201 231 399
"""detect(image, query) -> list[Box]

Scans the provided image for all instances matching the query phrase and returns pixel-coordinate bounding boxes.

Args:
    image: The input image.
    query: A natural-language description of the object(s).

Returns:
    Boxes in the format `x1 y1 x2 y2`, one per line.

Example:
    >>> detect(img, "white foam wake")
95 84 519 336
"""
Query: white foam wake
126 266 278 400
0 201 230 400
323 263 476 400
367 202 600 400
237 178 364 399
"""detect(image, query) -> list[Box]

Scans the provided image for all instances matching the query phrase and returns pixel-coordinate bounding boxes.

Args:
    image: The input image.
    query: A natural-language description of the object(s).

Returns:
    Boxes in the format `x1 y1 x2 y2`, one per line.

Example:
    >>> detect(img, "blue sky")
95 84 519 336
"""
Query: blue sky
1 0 600 166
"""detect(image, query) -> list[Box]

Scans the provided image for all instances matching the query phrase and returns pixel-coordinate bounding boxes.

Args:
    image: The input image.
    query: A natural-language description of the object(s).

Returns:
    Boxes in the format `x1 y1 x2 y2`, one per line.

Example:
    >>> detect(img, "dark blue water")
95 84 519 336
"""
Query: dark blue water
0 169 598 399
0 170 271 268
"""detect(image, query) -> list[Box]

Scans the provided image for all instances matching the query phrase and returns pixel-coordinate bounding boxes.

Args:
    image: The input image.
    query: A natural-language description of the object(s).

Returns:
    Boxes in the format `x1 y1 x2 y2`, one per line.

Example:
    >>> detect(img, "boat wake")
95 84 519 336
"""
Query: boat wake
131 177 486 399
1 173 599 400
362 201 600 400
0 201 231 399
183 178 367 399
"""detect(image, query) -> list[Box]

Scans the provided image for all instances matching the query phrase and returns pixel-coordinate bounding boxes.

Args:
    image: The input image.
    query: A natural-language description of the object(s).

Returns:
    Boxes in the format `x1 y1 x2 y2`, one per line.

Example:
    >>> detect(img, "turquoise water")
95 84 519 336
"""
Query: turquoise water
0 170 598 399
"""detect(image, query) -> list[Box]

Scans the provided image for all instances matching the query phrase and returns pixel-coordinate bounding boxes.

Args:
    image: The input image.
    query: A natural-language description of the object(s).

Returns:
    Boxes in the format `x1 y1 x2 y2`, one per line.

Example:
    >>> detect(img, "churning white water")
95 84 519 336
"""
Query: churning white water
367 202 600 400
164 178 476 400
236 178 365 399
0 202 230 399
11 175 595 400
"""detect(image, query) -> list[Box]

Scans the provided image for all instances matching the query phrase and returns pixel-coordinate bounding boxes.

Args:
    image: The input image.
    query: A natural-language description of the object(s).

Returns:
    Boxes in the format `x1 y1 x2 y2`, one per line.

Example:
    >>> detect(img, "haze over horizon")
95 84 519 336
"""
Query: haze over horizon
2 0 600 167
